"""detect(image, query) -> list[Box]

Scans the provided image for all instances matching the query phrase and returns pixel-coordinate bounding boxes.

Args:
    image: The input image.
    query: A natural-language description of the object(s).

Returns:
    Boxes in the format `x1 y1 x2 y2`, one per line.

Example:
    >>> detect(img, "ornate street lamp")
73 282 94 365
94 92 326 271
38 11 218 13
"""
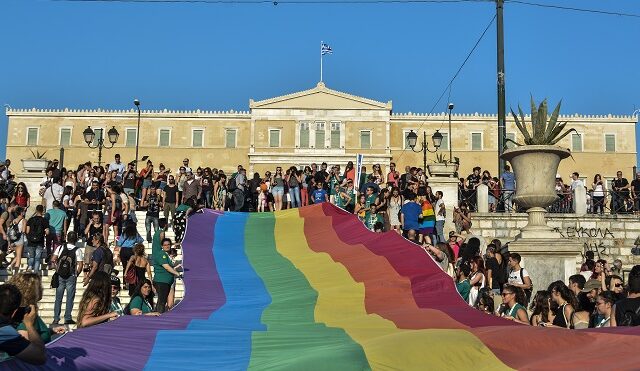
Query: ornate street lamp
84 125 119 167
406 129 442 171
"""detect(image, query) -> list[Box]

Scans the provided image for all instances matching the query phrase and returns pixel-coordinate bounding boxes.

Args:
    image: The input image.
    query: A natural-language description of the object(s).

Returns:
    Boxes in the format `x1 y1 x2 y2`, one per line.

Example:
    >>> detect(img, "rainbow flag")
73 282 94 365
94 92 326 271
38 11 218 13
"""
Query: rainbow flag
4 204 640 370
419 199 436 235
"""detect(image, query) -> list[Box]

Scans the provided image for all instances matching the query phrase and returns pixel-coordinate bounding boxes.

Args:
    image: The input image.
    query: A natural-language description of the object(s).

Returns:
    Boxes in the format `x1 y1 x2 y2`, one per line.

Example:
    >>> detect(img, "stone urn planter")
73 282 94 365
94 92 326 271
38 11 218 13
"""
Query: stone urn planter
21 158 50 172
427 163 458 178
501 145 570 235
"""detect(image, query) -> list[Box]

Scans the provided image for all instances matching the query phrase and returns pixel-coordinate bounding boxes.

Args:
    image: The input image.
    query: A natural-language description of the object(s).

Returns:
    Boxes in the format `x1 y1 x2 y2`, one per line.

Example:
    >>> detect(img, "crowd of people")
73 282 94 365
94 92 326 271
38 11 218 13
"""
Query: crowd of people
438 235 640 329
0 154 639 365
458 165 640 215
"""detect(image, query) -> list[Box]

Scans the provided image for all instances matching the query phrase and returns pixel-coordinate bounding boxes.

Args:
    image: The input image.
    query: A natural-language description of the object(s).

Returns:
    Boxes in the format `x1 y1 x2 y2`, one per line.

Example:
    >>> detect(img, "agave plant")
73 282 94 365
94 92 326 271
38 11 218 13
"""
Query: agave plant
508 96 577 146
29 149 48 159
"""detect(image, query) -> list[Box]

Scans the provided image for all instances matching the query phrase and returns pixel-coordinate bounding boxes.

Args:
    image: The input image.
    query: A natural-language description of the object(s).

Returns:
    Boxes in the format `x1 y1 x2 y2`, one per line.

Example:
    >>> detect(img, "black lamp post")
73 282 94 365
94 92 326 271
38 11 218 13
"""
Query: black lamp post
448 103 454 163
83 126 119 167
134 99 141 172
406 129 443 171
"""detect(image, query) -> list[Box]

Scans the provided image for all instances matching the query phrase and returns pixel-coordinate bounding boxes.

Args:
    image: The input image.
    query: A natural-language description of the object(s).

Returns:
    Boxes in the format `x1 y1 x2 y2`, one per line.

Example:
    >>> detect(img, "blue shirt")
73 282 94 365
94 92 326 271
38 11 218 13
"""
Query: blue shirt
401 202 422 231
501 171 515 190
311 189 328 203
0 324 30 357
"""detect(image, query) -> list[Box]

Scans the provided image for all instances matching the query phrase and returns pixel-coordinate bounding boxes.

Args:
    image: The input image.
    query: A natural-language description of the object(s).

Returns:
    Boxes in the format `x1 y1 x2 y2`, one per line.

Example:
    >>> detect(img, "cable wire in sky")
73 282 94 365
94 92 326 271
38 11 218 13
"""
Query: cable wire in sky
395 13 496 163
52 0 492 4
505 1 640 19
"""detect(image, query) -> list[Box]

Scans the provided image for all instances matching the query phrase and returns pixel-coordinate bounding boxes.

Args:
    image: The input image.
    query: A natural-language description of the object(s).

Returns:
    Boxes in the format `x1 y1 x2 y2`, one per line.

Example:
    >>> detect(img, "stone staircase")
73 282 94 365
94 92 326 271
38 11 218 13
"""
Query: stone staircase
0 211 185 326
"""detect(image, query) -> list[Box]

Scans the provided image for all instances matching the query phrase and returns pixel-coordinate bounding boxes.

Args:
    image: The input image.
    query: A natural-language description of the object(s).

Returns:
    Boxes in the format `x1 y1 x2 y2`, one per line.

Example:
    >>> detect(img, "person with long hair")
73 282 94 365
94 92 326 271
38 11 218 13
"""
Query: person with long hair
301 166 312 207
592 174 606 214
124 244 153 296
371 164 384 185
271 167 285 211
498 284 529 324
591 259 608 281
128 278 160 316
9 272 65 342
77 271 118 328
468 256 486 306
11 182 30 209
117 222 144 274
7 206 26 273
387 187 403 233
354 194 367 223
475 287 495 315
546 280 578 328
529 290 554 326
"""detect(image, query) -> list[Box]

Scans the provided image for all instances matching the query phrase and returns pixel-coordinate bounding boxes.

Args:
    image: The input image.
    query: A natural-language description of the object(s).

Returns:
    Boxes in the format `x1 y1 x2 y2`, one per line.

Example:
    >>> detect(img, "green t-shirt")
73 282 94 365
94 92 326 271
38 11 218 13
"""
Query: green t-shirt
46 208 67 234
153 250 175 285
366 194 377 208
456 279 471 302
364 212 383 230
151 229 163 258
16 315 51 343
129 295 153 314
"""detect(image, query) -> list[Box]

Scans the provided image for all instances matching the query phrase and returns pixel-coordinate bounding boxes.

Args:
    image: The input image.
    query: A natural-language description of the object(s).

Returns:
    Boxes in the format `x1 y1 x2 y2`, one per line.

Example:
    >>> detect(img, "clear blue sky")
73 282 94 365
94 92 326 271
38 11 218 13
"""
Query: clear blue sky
1 0 639 162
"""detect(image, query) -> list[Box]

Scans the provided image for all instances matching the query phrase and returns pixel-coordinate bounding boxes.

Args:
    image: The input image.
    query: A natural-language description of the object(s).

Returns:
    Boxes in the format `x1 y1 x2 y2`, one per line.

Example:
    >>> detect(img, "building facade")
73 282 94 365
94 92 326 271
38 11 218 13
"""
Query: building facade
5 82 638 184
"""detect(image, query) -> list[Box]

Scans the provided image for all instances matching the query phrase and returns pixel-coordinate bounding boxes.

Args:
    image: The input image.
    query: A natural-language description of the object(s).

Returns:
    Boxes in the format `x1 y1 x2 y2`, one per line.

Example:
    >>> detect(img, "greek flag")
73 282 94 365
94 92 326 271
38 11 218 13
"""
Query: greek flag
321 43 333 55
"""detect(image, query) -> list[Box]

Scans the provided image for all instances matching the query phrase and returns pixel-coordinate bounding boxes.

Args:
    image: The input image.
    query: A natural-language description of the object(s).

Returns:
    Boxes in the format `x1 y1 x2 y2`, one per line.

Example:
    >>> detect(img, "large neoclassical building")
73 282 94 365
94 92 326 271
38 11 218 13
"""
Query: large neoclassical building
5 82 638 183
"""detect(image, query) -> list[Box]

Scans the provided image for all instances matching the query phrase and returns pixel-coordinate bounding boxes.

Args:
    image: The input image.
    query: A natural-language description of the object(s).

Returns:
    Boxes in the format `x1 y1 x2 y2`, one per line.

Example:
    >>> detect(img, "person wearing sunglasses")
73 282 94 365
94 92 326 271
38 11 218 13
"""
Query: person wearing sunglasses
593 291 615 328
497 284 529 324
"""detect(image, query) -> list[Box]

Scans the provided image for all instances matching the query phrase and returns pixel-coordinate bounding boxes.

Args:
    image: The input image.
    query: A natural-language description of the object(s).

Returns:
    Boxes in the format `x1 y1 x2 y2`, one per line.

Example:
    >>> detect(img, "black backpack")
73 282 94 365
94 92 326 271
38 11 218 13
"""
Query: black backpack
620 303 640 327
27 216 46 244
519 268 533 304
114 194 123 213
95 246 114 275
57 246 79 279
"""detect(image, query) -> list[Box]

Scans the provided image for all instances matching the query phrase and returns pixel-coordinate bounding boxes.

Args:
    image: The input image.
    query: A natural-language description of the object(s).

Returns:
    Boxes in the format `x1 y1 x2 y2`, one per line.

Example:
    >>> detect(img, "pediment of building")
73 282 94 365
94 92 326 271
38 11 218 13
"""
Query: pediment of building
250 82 392 111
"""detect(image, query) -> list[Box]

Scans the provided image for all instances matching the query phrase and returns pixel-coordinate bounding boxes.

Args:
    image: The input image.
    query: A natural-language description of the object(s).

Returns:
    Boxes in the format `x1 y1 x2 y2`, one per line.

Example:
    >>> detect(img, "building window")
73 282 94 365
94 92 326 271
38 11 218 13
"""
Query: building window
360 130 371 149
471 132 482 150
26 128 39 146
571 133 582 152
192 129 204 148
159 129 171 147
125 128 137 147
330 121 341 148
505 132 516 149
225 129 237 148
605 134 616 152
59 128 71 146
269 129 281 148
315 122 325 148
440 132 449 151
299 122 310 148
403 130 413 149
92 128 104 147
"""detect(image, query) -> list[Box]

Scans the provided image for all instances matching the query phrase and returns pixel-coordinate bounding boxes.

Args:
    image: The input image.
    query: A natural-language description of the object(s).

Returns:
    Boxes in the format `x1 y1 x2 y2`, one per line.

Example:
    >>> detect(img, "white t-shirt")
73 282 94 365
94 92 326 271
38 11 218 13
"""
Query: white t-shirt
108 162 126 180
508 267 530 285
43 184 65 211
570 179 584 191
54 243 84 263
435 199 446 221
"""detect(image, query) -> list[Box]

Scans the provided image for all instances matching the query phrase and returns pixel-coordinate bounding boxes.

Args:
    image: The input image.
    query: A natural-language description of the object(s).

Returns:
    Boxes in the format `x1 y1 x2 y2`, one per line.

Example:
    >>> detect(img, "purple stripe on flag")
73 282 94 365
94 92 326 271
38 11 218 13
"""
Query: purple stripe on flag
1 210 225 371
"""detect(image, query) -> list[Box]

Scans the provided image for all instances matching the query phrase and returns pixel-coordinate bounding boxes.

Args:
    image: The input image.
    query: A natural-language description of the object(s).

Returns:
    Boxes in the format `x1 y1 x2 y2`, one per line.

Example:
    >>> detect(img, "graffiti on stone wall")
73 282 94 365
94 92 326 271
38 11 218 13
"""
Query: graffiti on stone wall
552 226 615 259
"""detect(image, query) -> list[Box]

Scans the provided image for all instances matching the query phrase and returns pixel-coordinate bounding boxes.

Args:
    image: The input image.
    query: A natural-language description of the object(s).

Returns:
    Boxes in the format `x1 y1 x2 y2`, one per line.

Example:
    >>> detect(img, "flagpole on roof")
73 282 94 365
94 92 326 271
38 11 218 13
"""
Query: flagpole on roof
320 40 323 82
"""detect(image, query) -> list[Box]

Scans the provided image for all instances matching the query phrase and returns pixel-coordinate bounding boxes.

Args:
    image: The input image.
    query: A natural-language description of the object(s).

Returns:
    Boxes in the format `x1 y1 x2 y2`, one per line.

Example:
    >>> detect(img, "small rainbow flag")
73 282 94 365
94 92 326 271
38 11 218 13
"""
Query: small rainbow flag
419 199 436 235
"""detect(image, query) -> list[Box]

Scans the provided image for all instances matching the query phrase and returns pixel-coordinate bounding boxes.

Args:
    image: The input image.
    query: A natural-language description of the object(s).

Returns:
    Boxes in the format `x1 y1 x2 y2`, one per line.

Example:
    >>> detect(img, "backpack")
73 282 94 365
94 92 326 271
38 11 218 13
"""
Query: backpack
620 302 640 326
7 222 21 243
95 246 114 275
27 216 46 244
227 176 237 192
114 193 123 213
57 246 79 279
519 268 533 304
